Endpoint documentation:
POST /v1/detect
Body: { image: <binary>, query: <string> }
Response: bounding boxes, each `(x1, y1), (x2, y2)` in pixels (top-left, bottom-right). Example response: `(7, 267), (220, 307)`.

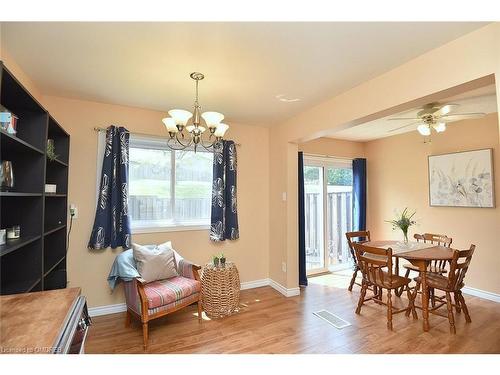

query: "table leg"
(394, 257), (403, 297)
(421, 267), (430, 332)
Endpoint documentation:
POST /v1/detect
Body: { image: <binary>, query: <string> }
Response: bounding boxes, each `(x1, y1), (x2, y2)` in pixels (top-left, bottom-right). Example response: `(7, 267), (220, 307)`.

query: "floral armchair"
(123, 250), (202, 349)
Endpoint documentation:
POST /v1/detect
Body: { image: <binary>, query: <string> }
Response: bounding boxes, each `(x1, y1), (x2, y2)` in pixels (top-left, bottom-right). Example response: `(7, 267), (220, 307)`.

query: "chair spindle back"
(447, 245), (475, 291)
(415, 233), (453, 271)
(353, 243), (394, 288)
(346, 231), (371, 265)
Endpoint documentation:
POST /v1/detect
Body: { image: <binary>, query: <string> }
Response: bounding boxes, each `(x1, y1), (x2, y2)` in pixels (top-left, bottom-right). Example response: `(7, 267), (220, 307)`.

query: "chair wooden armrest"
(135, 278), (149, 323)
(190, 264), (201, 281)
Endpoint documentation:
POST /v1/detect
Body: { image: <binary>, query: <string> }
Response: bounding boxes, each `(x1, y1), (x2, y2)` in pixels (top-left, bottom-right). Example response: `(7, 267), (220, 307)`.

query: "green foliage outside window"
(304, 166), (352, 186)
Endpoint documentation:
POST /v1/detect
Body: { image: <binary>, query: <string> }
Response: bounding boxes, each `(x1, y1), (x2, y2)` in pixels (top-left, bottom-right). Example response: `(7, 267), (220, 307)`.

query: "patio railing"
(305, 191), (353, 270)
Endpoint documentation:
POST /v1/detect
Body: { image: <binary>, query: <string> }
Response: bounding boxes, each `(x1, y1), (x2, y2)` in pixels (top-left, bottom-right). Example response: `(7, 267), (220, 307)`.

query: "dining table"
(363, 240), (455, 332)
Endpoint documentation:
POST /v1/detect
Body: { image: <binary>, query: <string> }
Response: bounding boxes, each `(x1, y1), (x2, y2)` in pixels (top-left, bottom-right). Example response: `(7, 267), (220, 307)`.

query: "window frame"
(303, 154), (354, 275)
(128, 134), (212, 234)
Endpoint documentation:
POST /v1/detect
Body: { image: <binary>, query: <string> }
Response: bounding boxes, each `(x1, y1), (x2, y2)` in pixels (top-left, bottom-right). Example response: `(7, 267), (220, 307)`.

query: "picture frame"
(428, 148), (495, 208)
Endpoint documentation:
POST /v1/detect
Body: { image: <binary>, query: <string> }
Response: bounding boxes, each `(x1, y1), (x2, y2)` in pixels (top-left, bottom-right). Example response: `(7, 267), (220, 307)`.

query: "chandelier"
(162, 72), (229, 152)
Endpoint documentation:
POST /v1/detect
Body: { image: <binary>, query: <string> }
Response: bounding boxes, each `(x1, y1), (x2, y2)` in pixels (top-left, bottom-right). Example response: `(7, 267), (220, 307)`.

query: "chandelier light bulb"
(186, 125), (206, 134)
(214, 123), (229, 138)
(168, 109), (193, 126)
(202, 111), (225, 129)
(433, 122), (446, 133)
(417, 124), (431, 136)
(162, 117), (178, 133)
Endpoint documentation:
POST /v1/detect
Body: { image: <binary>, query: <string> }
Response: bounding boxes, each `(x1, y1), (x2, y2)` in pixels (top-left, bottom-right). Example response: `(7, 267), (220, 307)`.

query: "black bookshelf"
(0, 61), (70, 295)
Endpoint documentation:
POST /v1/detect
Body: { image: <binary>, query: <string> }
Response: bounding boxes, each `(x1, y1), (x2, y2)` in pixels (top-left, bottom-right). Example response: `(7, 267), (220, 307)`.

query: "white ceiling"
(329, 85), (498, 141)
(1, 22), (487, 125)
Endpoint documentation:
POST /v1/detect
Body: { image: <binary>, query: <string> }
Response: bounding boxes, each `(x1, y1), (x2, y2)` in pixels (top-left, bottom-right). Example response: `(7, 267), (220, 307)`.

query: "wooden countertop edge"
(0, 288), (81, 353)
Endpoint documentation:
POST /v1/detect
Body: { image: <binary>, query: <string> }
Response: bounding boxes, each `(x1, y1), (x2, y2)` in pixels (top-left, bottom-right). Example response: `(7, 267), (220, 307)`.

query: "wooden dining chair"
(345, 231), (371, 292)
(396, 233), (453, 298)
(403, 233), (453, 278)
(410, 245), (475, 334)
(353, 243), (417, 330)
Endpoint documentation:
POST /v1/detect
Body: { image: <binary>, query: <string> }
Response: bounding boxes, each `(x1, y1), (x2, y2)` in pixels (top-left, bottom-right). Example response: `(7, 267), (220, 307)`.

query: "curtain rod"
(93, 127), (241, 146)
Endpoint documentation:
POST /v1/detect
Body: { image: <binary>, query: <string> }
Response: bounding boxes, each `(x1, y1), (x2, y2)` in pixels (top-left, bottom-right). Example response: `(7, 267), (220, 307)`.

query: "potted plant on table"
(219, 253), (226, 267)
(386, 207), (417, 244)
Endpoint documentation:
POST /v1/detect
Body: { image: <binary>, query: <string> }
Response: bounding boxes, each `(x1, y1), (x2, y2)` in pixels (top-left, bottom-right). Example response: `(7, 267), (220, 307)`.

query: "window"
(128, 135), (213, 232)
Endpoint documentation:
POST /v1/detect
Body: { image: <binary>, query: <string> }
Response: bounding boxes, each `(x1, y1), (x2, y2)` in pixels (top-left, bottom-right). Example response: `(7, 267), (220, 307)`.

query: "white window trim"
(132, 224), (210, 234)
(127, 133), (210, 234)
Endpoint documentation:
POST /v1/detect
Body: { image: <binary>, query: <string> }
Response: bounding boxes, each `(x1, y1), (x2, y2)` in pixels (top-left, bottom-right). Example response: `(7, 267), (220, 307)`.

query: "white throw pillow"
(132, 241), (179, 283)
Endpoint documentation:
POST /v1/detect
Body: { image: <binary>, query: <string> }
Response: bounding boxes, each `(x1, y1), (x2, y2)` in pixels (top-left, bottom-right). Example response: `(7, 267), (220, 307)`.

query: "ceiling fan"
(387, 102), (486, 136)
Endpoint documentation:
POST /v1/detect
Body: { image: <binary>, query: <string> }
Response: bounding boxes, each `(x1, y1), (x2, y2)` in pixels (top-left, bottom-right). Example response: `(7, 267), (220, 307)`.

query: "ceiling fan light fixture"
(417, 124), (431, 136)
(433, 122), (446, 133)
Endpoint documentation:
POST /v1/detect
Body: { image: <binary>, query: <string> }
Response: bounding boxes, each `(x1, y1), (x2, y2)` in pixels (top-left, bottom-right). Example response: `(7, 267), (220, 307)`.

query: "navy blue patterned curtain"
(352, 158), (367, 231)
(210, 140), (239, 241)
(88, 126), (131, 250)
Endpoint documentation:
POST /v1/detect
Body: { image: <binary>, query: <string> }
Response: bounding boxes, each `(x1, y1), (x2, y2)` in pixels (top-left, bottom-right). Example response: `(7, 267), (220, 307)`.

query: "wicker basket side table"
(201, 262), (240, 319)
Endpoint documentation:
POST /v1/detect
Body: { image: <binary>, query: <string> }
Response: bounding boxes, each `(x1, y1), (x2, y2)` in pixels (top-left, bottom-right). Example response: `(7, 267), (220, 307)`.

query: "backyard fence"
(129, 195), (211, 222)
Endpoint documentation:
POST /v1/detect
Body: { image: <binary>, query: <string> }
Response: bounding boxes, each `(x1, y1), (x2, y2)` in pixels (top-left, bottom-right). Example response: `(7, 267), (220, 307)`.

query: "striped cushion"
(143, 276), (201, 309)
(148, 293), (200, 316)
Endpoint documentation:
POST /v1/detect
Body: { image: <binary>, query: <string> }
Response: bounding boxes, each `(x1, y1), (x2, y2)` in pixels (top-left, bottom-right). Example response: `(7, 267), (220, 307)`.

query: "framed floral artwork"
(428, 148), (495, 208)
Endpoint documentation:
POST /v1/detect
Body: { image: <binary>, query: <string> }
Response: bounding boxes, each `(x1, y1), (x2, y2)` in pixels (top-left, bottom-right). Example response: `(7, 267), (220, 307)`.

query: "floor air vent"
(313, 309), (351, 329)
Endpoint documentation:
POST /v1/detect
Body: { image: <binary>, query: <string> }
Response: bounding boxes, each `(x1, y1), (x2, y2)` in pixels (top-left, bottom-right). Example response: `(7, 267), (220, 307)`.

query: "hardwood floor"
(86, 272), (500, 354)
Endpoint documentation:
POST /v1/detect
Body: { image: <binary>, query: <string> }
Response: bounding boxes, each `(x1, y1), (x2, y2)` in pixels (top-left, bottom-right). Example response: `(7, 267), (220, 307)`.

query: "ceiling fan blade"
(431, 103), (459, 117)
(388, 121), (421, 132)
(439, 112), (486, 122)
(387, 117), (420, 121)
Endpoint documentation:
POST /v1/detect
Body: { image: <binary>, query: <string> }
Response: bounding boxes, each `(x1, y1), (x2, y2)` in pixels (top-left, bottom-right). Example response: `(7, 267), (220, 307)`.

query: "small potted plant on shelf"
(47, 139), (59, 162)
(212, 255), (220, 267)
(219, 253), (226, 267)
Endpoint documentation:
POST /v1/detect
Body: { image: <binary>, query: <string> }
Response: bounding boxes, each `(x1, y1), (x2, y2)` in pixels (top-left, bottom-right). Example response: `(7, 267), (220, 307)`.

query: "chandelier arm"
(198, 136), (216, 150)
(166, 137), (185, 151)
(166, 134), (192, 150)
(174, 132), (192, 148)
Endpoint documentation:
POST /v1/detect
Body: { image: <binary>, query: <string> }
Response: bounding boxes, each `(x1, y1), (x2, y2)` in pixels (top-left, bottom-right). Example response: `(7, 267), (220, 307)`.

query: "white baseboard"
(88, 278), (299, 317)
(462, 286), (500, 303)
(89, 302), (127, 317)
(240, 278), (270, 290)
(268, 279), (301, 297)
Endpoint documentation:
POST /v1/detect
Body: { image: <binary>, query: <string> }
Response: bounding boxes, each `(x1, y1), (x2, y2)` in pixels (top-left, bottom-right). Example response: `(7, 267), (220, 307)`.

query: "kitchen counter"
(0, 288), (81, 354)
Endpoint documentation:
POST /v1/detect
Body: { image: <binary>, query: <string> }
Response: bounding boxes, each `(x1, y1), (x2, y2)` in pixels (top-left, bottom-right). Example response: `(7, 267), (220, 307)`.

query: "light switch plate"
(282, 262), (287, 273)
(282, 192), (287, 201)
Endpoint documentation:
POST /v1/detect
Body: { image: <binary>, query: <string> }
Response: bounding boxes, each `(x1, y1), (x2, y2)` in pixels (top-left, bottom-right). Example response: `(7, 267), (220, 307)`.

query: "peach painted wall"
(41, 95), (270, 308)
(365, 114), (500, 294)
(299, 137), (365, 158)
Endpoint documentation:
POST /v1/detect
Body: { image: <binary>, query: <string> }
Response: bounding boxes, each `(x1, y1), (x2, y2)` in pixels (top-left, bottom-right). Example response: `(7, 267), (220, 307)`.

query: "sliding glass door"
(304, 156), (353, 275)
(304, 165), (325, 272)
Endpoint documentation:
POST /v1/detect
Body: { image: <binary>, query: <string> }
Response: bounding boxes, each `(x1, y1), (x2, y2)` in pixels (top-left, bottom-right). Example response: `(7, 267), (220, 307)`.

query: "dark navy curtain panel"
(352, 158), (367, 232)
(298, 152), (308, 287)
(88, 126), (131, 250)
(210, 140), (239, 241)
